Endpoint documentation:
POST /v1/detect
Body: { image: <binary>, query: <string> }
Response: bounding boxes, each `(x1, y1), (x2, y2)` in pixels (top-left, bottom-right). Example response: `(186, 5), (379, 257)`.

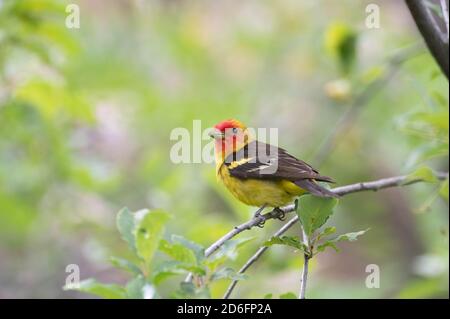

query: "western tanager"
(209, 119), (337, 220)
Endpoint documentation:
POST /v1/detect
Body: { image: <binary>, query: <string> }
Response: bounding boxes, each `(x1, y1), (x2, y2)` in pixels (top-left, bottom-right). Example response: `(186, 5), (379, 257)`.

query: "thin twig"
(220, 171), (448, 297)
(223, 216), (299, 299)
(184, 208), (293, 282)
(299, 255), (310, 299)
(298, 227), (311, 299)
(331, 171), (448, 195)
(298, 228), (310, 299)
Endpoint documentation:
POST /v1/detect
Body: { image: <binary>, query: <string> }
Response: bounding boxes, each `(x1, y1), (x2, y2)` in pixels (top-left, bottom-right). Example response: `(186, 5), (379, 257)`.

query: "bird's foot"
(253, 204), (267, 218)
(256, 219), (266, 228)
(253, 205), (267, 228)
(274, 207), (286, 221)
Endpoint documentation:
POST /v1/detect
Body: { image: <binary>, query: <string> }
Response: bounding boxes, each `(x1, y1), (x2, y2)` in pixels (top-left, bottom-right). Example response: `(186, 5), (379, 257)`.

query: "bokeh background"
(0, 0), (448, 298)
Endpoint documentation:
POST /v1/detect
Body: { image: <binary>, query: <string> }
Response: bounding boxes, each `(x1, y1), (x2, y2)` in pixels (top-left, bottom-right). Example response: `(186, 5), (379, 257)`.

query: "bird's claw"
(253, 204), (267, 218)
(252, 205), (267, 228)
(274, 208), (286, 221)
(256, 219), (266, 228)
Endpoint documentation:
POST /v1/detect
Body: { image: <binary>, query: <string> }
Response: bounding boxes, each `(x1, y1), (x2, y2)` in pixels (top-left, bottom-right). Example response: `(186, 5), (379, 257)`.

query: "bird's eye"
(232, 127), (238, 134)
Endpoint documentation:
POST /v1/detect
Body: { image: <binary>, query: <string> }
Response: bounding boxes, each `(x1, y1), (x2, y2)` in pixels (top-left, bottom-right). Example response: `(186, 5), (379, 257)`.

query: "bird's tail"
(295, 179), (339, 198)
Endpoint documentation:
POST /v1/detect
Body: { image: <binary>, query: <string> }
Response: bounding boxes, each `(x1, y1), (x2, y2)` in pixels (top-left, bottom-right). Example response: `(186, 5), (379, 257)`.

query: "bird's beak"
(208, 128), (224, 139)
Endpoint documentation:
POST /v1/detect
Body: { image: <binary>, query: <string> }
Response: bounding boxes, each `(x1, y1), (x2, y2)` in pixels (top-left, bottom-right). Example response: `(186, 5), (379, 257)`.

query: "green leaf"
(405, 144), (449, 169)
(396, 109), (449, 143)
(174, 282), (211, 299)
(109, 256), (142, 275)
(279, 292), (297, 299)
(65, 279), (126, 299)
(210, 267), (248, 282)
(317, 229), (369, 253)
(126, 275), (156, 299)
(409, 111), (449, 130)
(404, 166), (438, 184)
(333, 229), (370, 242)
(152, 260), (206, 285)
(264, 293), (273, 299)
(135, 209), (171, 266)
(317, 241), (339, 253)
(153, 271), (182, 286)
(171, 235), (205, 263)
(152, 261), (191, 285)
(264, 236), (308, 253)
(205, 255), (228, 272)
(316, 226), (336, 242)
(159, 239), (197, 265)
(116, 207), (136, 253)
(297, 195), (339, 236)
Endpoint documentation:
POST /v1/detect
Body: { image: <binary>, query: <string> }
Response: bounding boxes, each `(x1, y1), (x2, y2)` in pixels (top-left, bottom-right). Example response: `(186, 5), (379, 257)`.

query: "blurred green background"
(0, 0), (448, 298)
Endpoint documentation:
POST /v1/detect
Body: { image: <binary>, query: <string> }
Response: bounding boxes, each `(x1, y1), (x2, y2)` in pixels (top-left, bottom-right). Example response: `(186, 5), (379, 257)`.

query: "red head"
(213, 119), (246, 133)
(209, 119), (250, 162)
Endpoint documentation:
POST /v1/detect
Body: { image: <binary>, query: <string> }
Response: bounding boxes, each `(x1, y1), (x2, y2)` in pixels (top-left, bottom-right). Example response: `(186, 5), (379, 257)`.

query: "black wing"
(224, 141), (337, 197)
(224, 141), (333, 182)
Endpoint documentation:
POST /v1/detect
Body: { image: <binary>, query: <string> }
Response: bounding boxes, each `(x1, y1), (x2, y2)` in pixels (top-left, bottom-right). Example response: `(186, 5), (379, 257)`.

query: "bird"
(209, 119), (338, 222)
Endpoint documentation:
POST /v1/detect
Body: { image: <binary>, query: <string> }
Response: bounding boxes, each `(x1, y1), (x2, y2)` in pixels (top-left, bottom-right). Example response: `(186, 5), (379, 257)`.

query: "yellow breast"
(217, 164), (305, 208)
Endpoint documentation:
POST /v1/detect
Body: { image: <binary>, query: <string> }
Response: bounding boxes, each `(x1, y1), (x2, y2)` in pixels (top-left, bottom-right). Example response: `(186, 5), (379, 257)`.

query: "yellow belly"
(218, 165), (306, 207)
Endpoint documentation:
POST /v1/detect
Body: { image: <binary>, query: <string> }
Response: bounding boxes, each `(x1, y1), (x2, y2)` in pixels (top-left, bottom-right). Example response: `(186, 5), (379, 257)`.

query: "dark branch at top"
(405, 0), (449, 79)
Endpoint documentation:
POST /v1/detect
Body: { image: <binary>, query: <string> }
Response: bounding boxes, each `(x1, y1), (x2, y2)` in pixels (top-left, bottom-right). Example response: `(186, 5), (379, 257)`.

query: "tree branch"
(219, 171), (448, 297)
(441, 0), (450, 38)
(405, 0), (449, 79)
(185, 172), (448, 284)
(223, 216), (299, 298)
(184, 208), (292, 283)
(298, 228), (310, 299)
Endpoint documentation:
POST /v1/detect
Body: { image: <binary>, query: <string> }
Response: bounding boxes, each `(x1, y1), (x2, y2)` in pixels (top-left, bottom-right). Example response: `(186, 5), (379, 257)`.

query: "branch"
(220, 171), (448, 297)
(185, 172), (448, 283)
(441, 0), (450, 39)
(223, 216), (299, 299)
(299, 255), (310, 299)
(298, 228), (310, 299)
(184, 208), (291, 283)
(331, 171), (448, 195)
(405, 0), (449, 79)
